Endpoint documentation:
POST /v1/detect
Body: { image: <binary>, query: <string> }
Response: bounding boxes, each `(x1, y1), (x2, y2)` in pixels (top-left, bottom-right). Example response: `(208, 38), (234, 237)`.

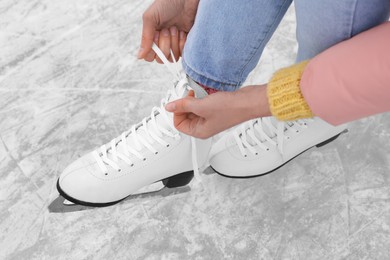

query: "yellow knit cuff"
(267, 61), (314, 121)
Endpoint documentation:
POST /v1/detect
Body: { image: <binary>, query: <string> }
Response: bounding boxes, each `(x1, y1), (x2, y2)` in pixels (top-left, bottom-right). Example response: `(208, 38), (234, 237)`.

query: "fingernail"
(170, 27), (177, 36)
(162, 29), (169, 37)
(180, 31), (185, 39)
(165, 102), (176, 111)
(137, 48), (144, 59)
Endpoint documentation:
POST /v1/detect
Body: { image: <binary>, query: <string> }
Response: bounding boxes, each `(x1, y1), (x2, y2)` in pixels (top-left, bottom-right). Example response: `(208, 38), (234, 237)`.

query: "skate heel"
(162, 171), (194, 188)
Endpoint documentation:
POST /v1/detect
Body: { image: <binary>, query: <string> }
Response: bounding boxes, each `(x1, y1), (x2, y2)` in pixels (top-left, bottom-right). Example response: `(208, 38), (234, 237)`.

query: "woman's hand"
(165, 85), (271, 139)
(138, 0), (200, 63)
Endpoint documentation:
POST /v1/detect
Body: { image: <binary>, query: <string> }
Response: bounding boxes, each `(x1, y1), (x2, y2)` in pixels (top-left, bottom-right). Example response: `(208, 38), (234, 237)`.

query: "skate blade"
(63, 199), (75, 205)
(132, 181), (165, 195)
(62, 181), (166, 205)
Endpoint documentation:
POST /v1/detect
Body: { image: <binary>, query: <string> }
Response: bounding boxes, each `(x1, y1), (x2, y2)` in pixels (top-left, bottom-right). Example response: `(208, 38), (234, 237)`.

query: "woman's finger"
(187, 113), (199, 120)
(139, 8), (157, 59)
(165, 91), (196, 113)
(145, 31), (159, 62)
(170, 26), (180, 62)
(173, 112), (195, 136)
(156, 28), (171, 64)
(179, 31), (187, 57)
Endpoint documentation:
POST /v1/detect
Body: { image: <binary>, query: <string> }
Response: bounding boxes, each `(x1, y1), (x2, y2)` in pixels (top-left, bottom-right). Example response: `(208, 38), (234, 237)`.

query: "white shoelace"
(93, 44), (201, 180)
(234, 117), (315, 157)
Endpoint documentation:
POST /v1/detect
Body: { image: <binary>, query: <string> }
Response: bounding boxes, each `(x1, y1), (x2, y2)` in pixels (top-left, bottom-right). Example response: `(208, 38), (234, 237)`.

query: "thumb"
(165, 96), (197, 113)
(139, 12), (157, 59)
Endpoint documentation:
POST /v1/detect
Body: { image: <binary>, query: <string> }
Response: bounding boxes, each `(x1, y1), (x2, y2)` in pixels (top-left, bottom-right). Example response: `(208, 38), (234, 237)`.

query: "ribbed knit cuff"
(267, 61), (314, 121)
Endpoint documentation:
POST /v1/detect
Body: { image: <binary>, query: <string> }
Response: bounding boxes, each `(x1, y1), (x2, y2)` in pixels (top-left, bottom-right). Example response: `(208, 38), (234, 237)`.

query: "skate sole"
(212, 131), (345, 179)
(56, 170), (194, 207)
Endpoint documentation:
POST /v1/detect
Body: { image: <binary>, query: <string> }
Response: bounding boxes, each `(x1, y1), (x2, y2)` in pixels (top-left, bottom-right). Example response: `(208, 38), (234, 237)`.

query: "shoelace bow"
(94, 44), (201, 180)
(234, 117), (315, 157)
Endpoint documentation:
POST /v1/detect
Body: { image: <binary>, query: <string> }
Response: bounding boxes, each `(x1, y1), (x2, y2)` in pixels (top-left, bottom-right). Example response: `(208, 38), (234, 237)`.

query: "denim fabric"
(295, 0), (390, 61)
(182, 0), (390, 91)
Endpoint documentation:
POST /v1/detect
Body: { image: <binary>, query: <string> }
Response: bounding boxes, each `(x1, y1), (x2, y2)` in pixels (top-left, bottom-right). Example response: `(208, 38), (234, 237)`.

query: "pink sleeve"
(300, 22), (390, 126)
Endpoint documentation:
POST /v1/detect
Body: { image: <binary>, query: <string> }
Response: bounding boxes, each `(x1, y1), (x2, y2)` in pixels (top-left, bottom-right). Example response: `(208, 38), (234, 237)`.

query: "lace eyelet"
(296, 130), (299, 133)
(155, 152), (158, 155)
(166, 144), (170, 148)
(131, 164), (134, 167)
(255, 153), (258, 156)
(143, 158), (147, 161)
(244, 155), (247, 157)
(118, 169), (121, 172)
(266, 148), (270, 151)
(105, 173), (108, 176)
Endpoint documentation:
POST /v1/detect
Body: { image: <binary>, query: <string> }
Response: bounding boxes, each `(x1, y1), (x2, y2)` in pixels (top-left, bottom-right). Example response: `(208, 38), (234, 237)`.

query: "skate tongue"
(114, 77), (206, 158)
(262, 117), (280, 137)
(155, 77), (208, 130)
(187, 77), (208, 99)
(165, 77), (207, 104)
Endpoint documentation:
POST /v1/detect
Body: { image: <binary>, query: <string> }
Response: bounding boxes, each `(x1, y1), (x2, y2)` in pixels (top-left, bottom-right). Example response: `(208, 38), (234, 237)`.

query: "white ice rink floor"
(1, 1), (390, 259)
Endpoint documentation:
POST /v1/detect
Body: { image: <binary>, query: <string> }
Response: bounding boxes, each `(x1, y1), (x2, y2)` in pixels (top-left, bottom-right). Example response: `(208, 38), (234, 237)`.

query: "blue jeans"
(182, 0), (390, 91)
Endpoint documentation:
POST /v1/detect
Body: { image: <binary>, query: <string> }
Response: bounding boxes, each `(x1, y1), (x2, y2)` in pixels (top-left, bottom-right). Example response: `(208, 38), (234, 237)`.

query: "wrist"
(235, 85), (271, 121)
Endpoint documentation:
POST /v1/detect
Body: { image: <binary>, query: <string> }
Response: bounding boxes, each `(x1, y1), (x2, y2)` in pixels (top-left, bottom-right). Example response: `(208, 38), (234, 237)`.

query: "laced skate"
(210, 116), (347, 178)
(57, 44), (211, 207)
